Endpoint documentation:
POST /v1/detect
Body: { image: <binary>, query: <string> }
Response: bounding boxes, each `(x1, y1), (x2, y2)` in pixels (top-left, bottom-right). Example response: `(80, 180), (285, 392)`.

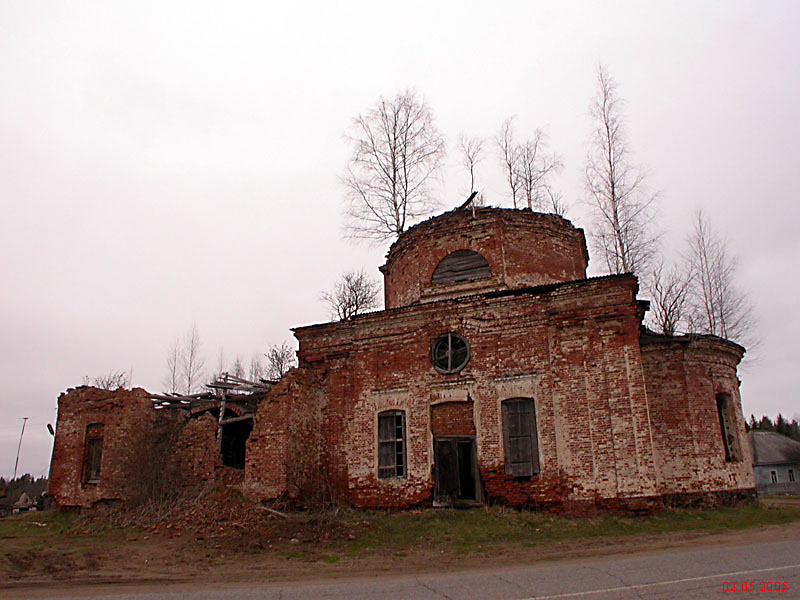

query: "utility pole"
(13, 417), (29, 480)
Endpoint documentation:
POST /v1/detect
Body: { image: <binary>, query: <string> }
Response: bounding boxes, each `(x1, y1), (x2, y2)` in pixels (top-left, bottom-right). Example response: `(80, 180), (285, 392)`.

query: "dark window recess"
(431, 249), (491, 284)
(83, 424), (104, 483)
(431, 333), (470, 374)
(789, 469), (795, 483)
(220, 419), (253, 469)
(716, 393), (740, 462)
(502, 398), (540, 478)
(378, 411), (405, 478)
(770, 470), (778, 484)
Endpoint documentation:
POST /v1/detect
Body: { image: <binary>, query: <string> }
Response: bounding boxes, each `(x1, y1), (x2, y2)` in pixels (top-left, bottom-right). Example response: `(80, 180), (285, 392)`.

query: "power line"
(13, 417), (29, 480)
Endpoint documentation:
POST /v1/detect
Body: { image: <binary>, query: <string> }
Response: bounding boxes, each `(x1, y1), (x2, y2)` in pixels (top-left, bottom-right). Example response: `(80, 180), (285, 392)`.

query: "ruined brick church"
(49, 207), (756, 512)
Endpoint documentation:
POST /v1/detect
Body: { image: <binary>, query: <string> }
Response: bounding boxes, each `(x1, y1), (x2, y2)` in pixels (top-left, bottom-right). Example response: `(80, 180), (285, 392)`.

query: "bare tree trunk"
(585, 65), (658, 278)
(182, 324), (205, 394)
(343, 90), (445, 241)
(457, 134), (485, 194)
(687, 211), (755, 345)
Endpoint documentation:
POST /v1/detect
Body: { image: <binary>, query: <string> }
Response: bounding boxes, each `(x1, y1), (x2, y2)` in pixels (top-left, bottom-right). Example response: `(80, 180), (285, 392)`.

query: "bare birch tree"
(83, 370), (130, 391)
(163, 338), (181, 394)
(343, 90), (445, 241)
(162, 325), (206, 394)
(543, 185), (568, 217)
(249, 354), (265, 382)
(497, 118), (523, 208)
(585, 65), (658, 276)
(687, 211), (754, 344)
(231, 355), (245, 379)
(181, 324), (205, 394)
(497, 118), (560, 210)
(457, 134), (485, 195)
(321, 270), (381, 321)
(516, 131), (561, 211)
(265, 341), (297, 380)
(646, 260), (692, 335)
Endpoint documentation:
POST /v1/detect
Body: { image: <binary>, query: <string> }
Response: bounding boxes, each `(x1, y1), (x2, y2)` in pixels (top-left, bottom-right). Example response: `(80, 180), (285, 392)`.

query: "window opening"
(770, 470), (778, 484)
(220, 419), (253, 469)
(431, 249), (491, 284)
(83, 424), (104, 483)
(378, 411), (405, 478)
(431, 333), (470, 374)
(502, 398), (540, 478)
(789, 469), (795, 483)
(715, 393), (740, 462)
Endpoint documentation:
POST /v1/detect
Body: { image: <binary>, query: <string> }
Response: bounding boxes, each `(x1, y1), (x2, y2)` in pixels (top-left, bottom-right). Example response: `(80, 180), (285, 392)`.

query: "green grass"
(341, 503), (800, 555)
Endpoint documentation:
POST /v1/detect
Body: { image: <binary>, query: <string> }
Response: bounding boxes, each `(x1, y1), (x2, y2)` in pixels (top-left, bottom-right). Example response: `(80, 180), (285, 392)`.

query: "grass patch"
(320, 556), (340, 563)
(340, 503), (800, 556)
(2, 502), (798, 584)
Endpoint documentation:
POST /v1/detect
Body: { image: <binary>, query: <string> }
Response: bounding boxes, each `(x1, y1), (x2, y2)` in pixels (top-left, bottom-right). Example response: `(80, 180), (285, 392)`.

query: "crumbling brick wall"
(49, 386), (253, 510)
(172, 412), (218, 484)
(244, 368), (328, 505)
(49, 387), (176, 509)
(642, 334), (755, 497)
(380, 208), (589, 309)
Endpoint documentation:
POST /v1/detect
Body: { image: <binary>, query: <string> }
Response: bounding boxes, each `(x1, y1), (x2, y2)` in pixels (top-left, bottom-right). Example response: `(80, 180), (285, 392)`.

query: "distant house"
(748, 431), (800, 495)
(12, 491), (34, 514)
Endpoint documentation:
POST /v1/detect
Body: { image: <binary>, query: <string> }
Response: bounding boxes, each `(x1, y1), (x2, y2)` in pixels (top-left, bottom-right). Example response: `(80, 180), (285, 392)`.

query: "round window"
(431, 333), (470, 374)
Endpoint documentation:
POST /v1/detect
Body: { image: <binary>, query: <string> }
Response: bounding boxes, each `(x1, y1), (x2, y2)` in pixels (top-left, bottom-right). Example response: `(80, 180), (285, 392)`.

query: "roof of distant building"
(748, 431), (800, 465)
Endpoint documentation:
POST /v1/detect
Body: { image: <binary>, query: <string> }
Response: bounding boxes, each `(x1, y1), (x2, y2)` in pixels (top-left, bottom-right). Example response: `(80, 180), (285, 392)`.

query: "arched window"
(501, 399), (539, 478)
(378, 410), (406, 478)
(431, 250), (491, 284)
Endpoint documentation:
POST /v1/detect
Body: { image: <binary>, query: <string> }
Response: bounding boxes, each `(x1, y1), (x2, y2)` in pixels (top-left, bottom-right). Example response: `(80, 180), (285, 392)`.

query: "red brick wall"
(49, 387), (254, 509)
(173, 412), (218, 484)
(48, 387), (168, 508)
(642, 335), (754, 496)
(380, 208), (589, 309)
(244, 368), (331, 503)
(285, 274), (661, 509)
(431, 401), (475, 436)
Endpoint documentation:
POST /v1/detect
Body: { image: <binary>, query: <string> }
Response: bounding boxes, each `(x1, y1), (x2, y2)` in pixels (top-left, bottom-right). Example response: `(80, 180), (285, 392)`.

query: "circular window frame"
(431, 333), (470, 374)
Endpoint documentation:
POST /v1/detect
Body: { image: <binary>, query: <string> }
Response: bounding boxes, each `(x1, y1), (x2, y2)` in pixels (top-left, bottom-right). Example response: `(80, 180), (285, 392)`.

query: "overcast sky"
(2, 2), (798, 478)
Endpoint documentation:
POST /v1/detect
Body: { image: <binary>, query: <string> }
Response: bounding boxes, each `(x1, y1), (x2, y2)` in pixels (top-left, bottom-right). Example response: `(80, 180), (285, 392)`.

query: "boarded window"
(378, 411), (405, 478)
(716, 393), (740, 462)
(83, 424), (104, 483)
(502, 399), (539, 478)
(431, 250), (491, 284)
(431, 333), (470, 374)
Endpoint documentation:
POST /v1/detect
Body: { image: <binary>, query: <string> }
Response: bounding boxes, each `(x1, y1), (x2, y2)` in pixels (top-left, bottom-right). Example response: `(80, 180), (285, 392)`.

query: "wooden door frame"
(433, 435), (482, 506)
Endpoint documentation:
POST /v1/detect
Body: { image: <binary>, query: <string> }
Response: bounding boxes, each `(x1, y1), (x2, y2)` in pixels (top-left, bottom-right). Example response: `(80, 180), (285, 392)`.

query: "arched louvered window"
(431, 250), (491, 284)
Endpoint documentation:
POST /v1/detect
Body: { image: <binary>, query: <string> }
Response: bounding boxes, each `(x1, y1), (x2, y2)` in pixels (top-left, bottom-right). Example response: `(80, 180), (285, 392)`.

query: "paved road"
(29, 539), (800, 599)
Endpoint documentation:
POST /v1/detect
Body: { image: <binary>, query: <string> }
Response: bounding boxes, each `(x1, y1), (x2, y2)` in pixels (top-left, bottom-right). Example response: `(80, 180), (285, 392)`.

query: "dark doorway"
(434, 437), (479, 506)
(220, 419), (253, 469)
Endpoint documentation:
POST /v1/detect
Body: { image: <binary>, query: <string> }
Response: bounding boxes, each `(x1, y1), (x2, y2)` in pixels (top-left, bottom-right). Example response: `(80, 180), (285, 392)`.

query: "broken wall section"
(49, 386), (259, 511)
(49, 387), (180, 510)
(244, 368), (329, 505)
